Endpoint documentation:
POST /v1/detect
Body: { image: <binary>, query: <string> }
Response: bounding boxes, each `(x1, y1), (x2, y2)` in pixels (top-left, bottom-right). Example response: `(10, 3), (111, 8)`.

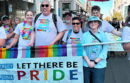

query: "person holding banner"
(62, 17), (83, 44)
(6, 10), (34, 48)
(28, 0), (65, 46)
(81, 16), (108, 83)
(84, 6), (122, 37)
(122, 17), (130, 59)
(0, 27), (6, 48)
(1, 15), (14, 47)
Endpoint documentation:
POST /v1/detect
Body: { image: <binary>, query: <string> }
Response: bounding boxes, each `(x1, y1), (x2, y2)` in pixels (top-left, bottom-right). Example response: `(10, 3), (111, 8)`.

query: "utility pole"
(4, 0), (9, 16)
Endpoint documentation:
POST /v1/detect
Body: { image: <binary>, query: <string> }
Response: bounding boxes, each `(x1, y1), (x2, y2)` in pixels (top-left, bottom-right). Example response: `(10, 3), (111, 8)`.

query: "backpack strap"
(34, 13), (42, 31)
(66, 29), (72, 43)
(52, 14), (58, 31)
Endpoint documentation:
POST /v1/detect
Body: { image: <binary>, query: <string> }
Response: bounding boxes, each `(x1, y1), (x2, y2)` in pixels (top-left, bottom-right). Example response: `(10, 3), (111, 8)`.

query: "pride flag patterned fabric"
(0, 44), (83, 59)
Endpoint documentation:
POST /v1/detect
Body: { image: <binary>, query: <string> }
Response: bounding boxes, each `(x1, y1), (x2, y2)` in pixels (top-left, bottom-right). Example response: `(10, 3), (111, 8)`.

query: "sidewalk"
(105, 52), (130, 83)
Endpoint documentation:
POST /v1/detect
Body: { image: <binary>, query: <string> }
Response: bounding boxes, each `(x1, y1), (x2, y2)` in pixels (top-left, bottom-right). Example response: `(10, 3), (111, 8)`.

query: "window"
(62, 3), (71, 11)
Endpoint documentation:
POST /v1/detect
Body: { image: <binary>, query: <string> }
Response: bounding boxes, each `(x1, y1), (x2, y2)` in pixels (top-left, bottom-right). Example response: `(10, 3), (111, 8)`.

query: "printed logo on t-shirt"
(65, 29), (71, 32)
(91, 37), (98, 60)
(22, 28), (31, 40)
(70, 37), (81, 44)
(38, 19), (51, 32)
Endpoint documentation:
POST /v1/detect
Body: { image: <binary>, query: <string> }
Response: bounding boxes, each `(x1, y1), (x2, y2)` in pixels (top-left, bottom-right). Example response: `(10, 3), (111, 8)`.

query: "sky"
(91, 0), (113, 19)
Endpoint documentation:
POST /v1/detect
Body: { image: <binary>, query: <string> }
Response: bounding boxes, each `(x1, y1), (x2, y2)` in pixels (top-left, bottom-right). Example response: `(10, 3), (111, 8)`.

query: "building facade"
(112, 0), (130, 21)
(85, 0), (92, 17)
(58, 0), (86, 19)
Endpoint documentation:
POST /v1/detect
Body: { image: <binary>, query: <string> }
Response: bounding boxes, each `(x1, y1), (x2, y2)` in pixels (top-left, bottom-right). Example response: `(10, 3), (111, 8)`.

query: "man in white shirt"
(28, 0), (65, 46)
(84, 5), (122, 37)
(0, 27), (6, 48)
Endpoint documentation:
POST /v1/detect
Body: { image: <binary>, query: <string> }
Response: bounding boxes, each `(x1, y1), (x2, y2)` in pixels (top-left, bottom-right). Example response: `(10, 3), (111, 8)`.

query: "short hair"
(25, 10), (34, 16)
(72, 17), (81, 23)
(14, 17), (21, 22)
(91, 5), (101, 12)
(125, 17), (130, 27)
(41, 0), (51, 5)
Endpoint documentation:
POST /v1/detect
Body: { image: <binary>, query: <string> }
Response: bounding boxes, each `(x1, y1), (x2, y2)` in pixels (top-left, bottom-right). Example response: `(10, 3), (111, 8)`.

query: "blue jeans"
(83, 66), (106, 83)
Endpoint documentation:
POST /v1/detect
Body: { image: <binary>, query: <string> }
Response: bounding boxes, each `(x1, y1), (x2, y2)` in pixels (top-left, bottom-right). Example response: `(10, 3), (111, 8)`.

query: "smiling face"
(41, 0), (51, 16)
(72, 20), (81, 32)
(92, 10), (100, 18)
(65, 15), (72, 23)
(2, 17), (10, 25)
(89, 20), (99, 30)
(25, 11), (33, 23)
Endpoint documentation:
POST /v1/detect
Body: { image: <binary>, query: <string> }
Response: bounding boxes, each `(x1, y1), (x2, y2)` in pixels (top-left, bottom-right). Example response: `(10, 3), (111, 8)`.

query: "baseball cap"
(64, 12), (72, 17)
(1, 15), (9, 21)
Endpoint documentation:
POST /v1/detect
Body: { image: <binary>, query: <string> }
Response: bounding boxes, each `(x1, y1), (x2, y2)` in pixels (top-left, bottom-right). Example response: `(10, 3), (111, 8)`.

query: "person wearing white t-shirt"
(0, 27), (6, 48)
(62, 17), (83, 44)
(1, 15), (14, 46)
(6, 10), (34, 49)
(28, 0), (65, 46)
(84, 6), (122, 37)
(64, 12), (73, 32)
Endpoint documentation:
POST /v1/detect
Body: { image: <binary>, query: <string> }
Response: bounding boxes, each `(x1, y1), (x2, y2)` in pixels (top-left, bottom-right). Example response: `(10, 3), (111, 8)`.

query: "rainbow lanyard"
(3, 21), (13, 32)
(21, 21), (32, 40)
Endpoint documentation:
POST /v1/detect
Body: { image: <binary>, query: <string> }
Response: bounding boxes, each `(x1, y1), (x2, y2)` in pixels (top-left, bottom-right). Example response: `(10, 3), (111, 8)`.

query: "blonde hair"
(14, 17), (21, 23)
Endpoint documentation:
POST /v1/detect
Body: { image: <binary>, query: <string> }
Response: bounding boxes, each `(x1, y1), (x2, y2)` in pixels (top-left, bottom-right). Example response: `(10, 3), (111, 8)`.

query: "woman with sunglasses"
(1, 15), (14, 47)
(62, 17), (83, 44)
(6, 10), (34, 48)
(81, 16), (108, 83)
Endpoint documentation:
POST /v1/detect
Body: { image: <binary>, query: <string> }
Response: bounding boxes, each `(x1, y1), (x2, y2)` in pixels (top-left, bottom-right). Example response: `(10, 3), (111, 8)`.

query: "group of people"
(0, 0), (130, 83)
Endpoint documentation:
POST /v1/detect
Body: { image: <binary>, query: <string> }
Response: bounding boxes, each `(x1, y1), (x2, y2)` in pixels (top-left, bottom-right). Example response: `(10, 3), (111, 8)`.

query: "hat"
(113, 17), (117, 20)
(86, 16), (102, 28)
(1, 15), (9, 21)
(64, 12), (72, 17)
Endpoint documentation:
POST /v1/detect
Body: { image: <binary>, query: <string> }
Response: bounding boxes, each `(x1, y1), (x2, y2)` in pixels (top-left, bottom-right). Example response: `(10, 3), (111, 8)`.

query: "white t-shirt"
(100, 21), (114, 33)
(0, 27), (7, 48)
(33, 13), (66, 46)
(122, 26), (130, 41)
(62, 29), (83, 44)
(1, 26), (14, 46)
(14, 23), (33, 47)
(64, 23), (72, 30)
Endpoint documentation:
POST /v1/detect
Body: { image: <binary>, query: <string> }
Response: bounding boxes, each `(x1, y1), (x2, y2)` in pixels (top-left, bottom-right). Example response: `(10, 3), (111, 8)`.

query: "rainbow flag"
(0, 44), (82, 59)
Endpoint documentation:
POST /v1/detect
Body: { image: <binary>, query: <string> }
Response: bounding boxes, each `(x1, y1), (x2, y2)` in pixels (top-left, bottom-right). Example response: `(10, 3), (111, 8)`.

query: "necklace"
(3, 21), (13, 32)
(21, 21), (32, 40)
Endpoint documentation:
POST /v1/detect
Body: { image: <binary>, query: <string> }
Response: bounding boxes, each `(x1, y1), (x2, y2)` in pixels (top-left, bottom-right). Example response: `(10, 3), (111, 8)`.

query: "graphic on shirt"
(65, 29), (71, 32)
(70, 37), (81, 44)
(91, 37), (98, 60)
(21, 21), (32, 40)
(38, 19), (51, 32)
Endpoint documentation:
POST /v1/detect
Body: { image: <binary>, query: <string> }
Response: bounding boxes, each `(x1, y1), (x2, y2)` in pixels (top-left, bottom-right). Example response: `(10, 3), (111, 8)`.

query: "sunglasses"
(72, 23), (80, 25)
(41, 4), (49, 7)
(3, 18), (9, 21)
(89, 21), (98, 23)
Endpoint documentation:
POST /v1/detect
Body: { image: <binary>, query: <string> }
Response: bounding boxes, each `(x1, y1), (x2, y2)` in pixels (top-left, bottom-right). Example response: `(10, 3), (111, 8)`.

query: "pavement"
(105, 51), (130, 83)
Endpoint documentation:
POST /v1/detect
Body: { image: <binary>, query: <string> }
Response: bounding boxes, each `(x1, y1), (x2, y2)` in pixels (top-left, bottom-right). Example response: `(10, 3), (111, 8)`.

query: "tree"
(104, 16), (111, 21)
(111, 11), (123, 21)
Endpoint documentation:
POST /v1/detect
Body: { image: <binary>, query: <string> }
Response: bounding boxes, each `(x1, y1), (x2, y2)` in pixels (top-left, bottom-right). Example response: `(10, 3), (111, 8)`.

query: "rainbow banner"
(0, 44), (83, 83)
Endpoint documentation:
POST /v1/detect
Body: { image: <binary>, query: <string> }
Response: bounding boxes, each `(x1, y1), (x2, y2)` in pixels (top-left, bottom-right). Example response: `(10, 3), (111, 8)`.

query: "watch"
(94, 61), (98, 65)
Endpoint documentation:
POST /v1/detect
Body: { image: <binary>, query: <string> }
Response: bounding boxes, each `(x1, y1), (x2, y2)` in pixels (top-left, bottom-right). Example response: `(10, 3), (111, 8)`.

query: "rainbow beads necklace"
(21, 21), (32, 40)
(3, 21), (13, 32)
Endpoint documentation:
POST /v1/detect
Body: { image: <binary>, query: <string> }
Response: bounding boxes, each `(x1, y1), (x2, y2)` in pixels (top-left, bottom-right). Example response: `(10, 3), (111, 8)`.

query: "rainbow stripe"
(0, 44), (82, 59)
(37, 29), (50, 32)
(70, 37), (80, 40)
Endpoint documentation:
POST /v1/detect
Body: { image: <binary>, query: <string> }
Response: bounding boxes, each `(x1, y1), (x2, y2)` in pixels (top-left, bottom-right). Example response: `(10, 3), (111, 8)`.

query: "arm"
(27, 30), (35, 47)
(62, 41), (66, 44)
(50, 31), (65, 45)
(7, 31), (14, 39)
(6, 34), (19, 49)
(111, 29), (122, 37)
(0, 39), (6, 47)
(123, 43), (130, 52)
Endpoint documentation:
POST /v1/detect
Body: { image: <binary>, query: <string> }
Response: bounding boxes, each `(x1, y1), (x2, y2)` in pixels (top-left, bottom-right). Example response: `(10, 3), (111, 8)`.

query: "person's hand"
(27, 43), (33, 47)
(88, 61), (96, 68)
(49, 41), (55, 46)
(6, 45), (12, 49)
(9, 29), (13, 33)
